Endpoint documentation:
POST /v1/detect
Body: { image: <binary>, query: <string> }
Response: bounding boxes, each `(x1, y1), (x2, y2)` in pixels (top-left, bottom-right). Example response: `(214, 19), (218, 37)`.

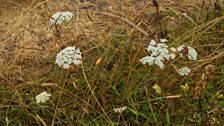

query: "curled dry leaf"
(193, 64), (216, 99)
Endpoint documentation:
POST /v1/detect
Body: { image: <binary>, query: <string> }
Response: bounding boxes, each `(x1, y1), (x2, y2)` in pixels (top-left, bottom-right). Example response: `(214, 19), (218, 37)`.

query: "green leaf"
(166, 109), (171, 126)
(139, 112), (148, 119)
(166, 8), (182, 17)
(128, 108), (138, 116)
(93, 120), (99, 126)
(110, 85), (120, 95)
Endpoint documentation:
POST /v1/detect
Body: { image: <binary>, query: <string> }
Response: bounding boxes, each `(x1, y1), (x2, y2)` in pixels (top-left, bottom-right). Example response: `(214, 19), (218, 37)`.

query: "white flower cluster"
(140, 39), (198, 76)
(49, 11), (73, 26)
(55, 46), (82, 69)
(177, 45), (197, 60)
(113, 106), (128, 113)
(178, 66), (191, 76)
(36, 91), (51, 104)
(140, 39), (176, 69)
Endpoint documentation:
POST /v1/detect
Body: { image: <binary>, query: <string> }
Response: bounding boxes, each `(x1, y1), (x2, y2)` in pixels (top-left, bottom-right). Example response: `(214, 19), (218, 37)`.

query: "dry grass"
(0, 0), (224, 125)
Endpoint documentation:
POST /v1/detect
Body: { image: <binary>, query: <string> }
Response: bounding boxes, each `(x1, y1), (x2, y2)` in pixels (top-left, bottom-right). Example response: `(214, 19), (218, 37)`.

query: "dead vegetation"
(0, 0), (224, 125)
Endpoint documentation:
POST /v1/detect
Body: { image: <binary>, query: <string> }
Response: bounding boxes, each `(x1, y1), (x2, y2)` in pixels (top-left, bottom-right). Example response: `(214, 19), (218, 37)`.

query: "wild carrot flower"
(55, 46), (82, 69)
(140, 39), (176, 69)
(177, 45), (197, 60)
(139, 56), (155, 65)
(36, 91), (51, 103)
(49, 11), (73, 26)
(188, 47), (197, 60)
(178, 66), (191, 76)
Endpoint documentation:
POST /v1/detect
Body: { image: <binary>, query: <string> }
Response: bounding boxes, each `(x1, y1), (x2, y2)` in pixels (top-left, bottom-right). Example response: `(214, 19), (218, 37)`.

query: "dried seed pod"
(205, 64), (216, 80)
(201, 80), (208, 90)
(193, 65), (216, 99)
(201, 73), (208, 81)
(205, 64), (215, 74)
(193, 79), (208, 99)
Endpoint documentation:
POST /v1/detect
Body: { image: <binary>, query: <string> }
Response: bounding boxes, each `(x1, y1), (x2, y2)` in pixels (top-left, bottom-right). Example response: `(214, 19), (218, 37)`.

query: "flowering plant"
(140, 39), (198, 76)
(36, 91), (51, 104)
(140, 39), (176, 69)
(55, 46), (82, 69)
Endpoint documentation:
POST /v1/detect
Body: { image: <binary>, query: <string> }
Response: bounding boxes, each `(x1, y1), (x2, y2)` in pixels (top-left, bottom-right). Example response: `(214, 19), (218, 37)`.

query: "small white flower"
(55, 46), (82, 69)
(170, 47), (177, 52)
(160, 53), (170, 60)
(188, 47), (197, 60)
(160, 39), (168, 43)
(147, 45), (157, 53)
(36, 91), (51, 103)
(178, 66), (191, 76)
(72, 48), (82, 65)
(169, 53), (176, 59)
(113, 106), (127, 113)
(151, 49), (159, 56)
(154, 56), (165, 69)
(139, 56), (155, 65)
(140, 39), (177, 69)
(159, 48), (169, 55)
(157, 43), (168, 48)
(150, 40), (157, 45)
(177, 45), (185, 52)
(49, 11), (73, 26)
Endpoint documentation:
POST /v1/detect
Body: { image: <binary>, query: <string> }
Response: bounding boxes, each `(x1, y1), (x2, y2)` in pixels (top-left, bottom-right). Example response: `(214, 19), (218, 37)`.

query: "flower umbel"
(55, 46), (82, 69)
(49, 11), (73, 26)
(140, 39), (176, 69)
(178, 66), (191, 76)
(36, 91), (51, 103)
(177, 45), (197, 60)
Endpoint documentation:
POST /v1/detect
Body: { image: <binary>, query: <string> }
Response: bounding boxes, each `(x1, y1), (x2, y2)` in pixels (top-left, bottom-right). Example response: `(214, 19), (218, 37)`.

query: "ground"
(0, 0), (224, 125)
